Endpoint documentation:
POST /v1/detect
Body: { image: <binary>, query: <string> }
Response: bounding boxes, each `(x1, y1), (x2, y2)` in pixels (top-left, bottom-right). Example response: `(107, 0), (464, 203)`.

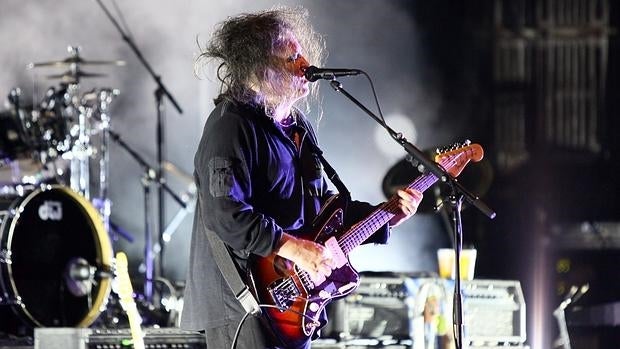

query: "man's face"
(275, 34), (311, 101)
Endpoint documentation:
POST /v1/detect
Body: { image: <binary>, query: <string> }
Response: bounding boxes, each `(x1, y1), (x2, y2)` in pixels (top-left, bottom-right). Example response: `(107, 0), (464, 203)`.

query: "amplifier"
(323, 273), (526, 348)
(34, 327), (206, 349)
(445, 279), (527, 346)
(323, 272), (445, 346)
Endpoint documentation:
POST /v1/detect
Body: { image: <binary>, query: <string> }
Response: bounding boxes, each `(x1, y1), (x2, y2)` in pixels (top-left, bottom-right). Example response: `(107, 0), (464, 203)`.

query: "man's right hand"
(275, 232), (335, 282)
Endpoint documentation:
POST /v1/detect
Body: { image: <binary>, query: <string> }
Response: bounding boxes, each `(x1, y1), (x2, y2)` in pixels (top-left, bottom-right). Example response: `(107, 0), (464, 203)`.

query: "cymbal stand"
(107, 130), (187, 303)
(90, 89), (119, 234)
(62, 90), (92, 201)
(73, 106), (91, 199)
(95, 0), (184, 288)
(155, 87), (166, 287)
(161, 181), (196, 244)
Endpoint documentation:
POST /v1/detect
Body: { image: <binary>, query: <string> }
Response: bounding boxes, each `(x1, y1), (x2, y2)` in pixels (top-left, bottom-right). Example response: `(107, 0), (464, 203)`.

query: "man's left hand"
(388, 188), (423, 228)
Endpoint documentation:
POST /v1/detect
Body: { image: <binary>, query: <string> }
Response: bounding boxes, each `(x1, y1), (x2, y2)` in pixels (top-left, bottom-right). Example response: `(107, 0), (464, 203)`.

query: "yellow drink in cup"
(437, 248), (455, 279)
(436, 248), (477, 280)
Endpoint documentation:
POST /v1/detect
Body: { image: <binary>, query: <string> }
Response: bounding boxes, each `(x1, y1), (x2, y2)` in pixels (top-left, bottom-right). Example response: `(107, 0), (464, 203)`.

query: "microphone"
(303, 66), (361, 82)
(64, 258), (114, 297)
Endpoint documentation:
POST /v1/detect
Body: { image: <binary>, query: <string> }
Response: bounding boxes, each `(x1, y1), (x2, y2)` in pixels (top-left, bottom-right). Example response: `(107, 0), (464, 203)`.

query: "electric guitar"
(114, 252), (145, 349)
(247, 142), (484, 346)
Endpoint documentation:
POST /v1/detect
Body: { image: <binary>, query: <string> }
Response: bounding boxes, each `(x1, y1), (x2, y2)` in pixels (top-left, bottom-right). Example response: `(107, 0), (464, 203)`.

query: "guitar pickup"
(268, 277), (300, 310)
(325, 237), (347, 268)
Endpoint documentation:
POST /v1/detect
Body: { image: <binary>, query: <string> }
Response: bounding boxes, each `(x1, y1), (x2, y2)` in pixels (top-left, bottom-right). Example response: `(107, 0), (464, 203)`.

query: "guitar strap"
(305, 140), (351, 202)
(293, 112), (351, 202)
(205, 228), (262, 316)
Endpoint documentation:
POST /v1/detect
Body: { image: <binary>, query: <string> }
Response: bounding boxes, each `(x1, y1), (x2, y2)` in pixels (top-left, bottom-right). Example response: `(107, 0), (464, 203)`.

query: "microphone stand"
(108, 130), (187, 304)
(94, 0), (184, 291)
(449, 193), (466, 348)
(327, 78), (496, 349)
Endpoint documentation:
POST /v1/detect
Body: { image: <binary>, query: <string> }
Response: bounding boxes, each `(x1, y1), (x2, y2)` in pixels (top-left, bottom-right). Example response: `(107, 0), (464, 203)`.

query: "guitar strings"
(336, 154), (459, 253)
(269, 154), (461, 307)
(248, 151), (470, 349)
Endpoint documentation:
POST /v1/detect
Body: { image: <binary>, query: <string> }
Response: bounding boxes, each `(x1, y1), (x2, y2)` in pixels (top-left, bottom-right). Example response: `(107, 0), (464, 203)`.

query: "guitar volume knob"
(309, 302), (319, 312)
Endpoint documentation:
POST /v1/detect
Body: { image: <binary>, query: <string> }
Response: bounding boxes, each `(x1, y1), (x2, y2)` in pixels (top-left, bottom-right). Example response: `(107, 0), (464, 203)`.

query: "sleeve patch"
(208, 157), (235, 198)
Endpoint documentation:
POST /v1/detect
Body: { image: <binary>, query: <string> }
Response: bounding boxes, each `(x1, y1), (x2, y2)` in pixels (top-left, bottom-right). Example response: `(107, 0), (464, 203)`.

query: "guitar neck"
(338, 167), (441, 255)
(115, 252), (145, 349)
(126, 304), (145, 349)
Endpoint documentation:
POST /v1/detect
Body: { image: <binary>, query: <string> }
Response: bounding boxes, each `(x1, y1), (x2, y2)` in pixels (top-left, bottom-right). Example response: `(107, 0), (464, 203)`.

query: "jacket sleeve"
(195, 110), (282, 257)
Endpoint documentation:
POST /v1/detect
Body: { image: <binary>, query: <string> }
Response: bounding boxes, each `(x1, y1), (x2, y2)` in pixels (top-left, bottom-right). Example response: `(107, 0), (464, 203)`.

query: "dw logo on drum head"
(38, 200), (63, 221)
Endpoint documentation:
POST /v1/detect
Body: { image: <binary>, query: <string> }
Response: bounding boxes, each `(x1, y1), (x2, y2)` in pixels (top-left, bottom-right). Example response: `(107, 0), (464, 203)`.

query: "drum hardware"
(162, 160), (194, 184)
(6, 88), (32, 148)
(161, 183), (196, 243)
(107, 220), (135, 244)
(107, 129), (189, 306)
(160, 160), (196, 243)
(0, 295), (23, 307)
(0, 248), (11, 264)
(160, 173), (197, 243)
(0, 183), (35, 197)
(153, 277), (184, 327)
(46, 70), (108, 85)
(27, 47), (126, 68)
(82, 88), (118, 232)
(28, 45), (124, 85)
(95, 1), (185, 309)
(28, 47), (123, 219)
(0, 46), (126, 333)
(4, 42), (187, 330)
(94, 90), (115, 233)
(0, 97), (36, 163)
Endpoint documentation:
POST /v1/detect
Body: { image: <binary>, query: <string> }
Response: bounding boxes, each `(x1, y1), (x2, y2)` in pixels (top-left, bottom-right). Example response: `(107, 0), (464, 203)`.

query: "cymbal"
(47, 70), (108, 84)
(28, 56), (126, 69)
(163, 161), (194, 185)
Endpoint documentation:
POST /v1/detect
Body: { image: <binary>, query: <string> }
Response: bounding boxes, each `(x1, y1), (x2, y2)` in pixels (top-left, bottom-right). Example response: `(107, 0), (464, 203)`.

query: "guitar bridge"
(268, 277), (300, 310)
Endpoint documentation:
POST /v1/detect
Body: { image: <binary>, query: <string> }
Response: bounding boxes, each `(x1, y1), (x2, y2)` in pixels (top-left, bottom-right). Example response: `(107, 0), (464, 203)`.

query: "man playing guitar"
(180, 7), (422, 349)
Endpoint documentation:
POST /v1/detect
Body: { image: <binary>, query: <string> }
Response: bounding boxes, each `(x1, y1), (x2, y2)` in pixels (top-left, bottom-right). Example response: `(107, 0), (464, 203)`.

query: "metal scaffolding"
(493, 0), (612, 172)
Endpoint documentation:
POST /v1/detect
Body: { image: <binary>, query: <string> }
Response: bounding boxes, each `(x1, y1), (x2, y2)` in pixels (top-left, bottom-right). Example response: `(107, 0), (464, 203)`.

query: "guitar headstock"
(114, 252), (133, 306)
(113, 252), (145, 349)
(435, 140), (484, 178)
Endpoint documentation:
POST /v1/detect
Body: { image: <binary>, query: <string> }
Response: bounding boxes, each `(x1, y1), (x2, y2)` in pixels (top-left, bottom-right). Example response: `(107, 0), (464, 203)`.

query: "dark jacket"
(180, 100), (389, 331)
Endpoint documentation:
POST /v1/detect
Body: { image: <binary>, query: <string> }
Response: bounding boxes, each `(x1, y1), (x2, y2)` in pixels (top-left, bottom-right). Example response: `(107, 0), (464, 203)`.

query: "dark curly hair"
(195, 7), (326, 114)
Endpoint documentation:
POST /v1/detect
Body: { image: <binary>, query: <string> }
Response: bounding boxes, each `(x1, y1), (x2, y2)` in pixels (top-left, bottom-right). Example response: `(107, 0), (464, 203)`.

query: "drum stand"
(69, 102), (92, 200)
(65, 83), (118, 235)
(91, 89), (118, 236)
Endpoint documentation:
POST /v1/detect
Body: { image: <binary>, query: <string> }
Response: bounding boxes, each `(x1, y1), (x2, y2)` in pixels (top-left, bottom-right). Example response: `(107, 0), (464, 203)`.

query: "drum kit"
(0, 46), (182, 336)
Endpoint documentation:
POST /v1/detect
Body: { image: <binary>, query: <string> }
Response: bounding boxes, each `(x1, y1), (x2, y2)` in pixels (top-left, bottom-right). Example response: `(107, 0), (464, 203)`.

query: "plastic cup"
(437, 248), (477, 280)
(437, 248), (455, 279)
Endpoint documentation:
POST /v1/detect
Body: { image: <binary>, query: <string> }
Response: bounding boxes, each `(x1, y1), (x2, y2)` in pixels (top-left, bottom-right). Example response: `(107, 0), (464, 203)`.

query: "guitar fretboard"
(337, 156), (452, 254)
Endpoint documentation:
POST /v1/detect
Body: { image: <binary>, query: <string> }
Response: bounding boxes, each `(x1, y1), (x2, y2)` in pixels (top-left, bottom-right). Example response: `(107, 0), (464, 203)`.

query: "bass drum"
(0, 185), (113, 331)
